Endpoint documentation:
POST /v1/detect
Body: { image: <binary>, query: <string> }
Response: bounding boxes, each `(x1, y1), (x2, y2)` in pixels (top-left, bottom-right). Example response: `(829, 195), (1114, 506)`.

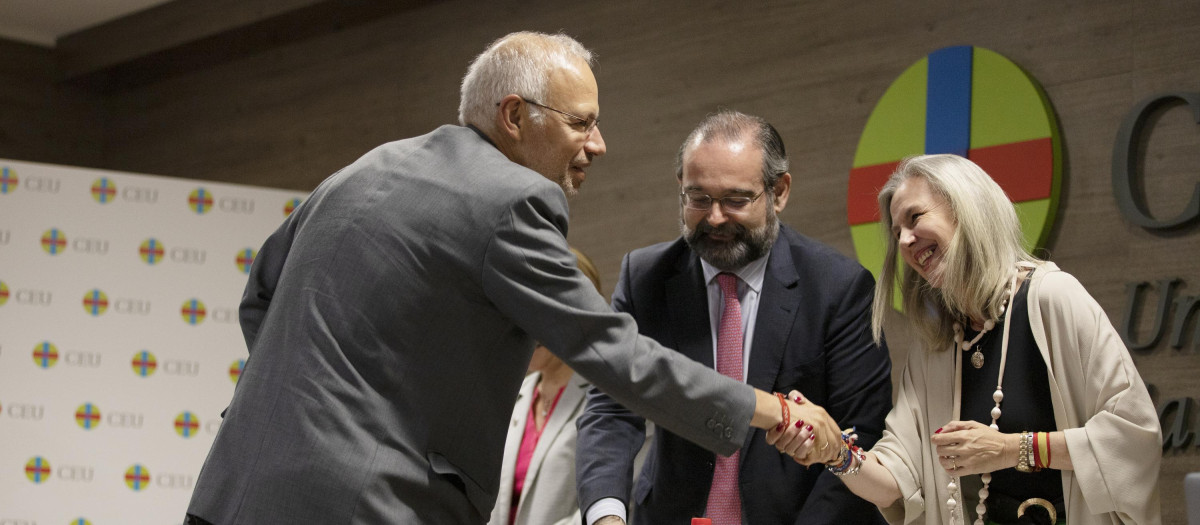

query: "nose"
(585, 124), (606, 157)
(706, 203), (729, 227)
(898, 226), (915, 247)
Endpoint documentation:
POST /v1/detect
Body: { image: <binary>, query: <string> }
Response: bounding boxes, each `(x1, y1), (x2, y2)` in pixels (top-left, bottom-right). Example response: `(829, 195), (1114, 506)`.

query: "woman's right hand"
(765, 390), (843, 465)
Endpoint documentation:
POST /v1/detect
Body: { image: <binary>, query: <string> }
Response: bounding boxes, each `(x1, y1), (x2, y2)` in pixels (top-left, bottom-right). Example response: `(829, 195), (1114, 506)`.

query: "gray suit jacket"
(187, 125), (755, 524)
(488, 372), (587, 525)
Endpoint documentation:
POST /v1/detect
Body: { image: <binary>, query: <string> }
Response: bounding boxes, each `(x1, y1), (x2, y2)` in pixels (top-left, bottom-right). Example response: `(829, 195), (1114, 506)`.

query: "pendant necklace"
(952, 284), (1010, 369)
(947, 268), (1022, 525)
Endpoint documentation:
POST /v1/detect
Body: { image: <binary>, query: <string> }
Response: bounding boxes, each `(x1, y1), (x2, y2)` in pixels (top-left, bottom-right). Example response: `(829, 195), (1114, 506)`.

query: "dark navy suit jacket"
(577, 224), (892, 524)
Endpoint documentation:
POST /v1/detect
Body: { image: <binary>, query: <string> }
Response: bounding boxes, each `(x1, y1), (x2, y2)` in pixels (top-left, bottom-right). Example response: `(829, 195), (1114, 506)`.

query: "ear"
(772, 172), (792, 213)
(495, 94), (525, 141)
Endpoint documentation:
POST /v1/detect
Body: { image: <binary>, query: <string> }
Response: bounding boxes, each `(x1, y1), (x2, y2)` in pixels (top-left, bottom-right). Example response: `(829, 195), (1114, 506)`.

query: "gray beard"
(681, 208), (779, 271)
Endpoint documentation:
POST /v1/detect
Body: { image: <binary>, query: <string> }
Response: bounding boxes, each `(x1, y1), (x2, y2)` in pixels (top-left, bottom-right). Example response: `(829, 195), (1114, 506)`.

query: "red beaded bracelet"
(775, 392), (790, 432)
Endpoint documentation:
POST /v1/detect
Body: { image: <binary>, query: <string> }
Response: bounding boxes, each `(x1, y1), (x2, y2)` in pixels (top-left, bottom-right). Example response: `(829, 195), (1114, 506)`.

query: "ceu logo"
(41, 227), (68, 255)
(82, 288), (109, 316)
(229, 358), (245, 383)
(0, 279), (8, 306)
(284, 197), (302, 216)
(25, 456), (50, 483)
(33, 341), (58, 369)
(0, 166), (17, 194)
(0, 166), (16, 194)
(236, 248), (257, 274)
(75, 402), (101, 430)
(139, 238), (165, 265)
(132, 350), (158, 377)
(188, 187), (214, 214)
(91, 177), (117, 204)
(124, 464), (150, 491)
(181, 298), (207, 325)
(175, 411), (200, 438)
(847, 46), (1062, 286)
(72, 519), (93, 525)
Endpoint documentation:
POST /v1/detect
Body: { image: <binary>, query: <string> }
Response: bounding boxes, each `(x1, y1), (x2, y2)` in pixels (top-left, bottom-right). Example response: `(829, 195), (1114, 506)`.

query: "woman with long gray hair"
(779, 154), (1160, 524)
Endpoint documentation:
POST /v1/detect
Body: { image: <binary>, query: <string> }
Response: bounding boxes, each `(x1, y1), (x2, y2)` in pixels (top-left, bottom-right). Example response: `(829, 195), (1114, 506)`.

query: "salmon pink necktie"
(705, 272), (743, 524)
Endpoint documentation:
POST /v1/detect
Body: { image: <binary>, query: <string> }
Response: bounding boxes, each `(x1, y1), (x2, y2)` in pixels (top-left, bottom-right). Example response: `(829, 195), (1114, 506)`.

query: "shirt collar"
(700, 249), (770, 294)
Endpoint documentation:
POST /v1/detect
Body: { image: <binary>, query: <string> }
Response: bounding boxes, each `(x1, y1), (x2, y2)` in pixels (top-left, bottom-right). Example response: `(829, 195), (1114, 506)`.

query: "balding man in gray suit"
(186, 31), (832, 525)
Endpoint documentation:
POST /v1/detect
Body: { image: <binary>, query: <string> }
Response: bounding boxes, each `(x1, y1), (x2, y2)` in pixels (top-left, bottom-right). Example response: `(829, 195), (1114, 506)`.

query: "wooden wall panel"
(0, 39), (101, 167)
(7, 0), (1200, 520)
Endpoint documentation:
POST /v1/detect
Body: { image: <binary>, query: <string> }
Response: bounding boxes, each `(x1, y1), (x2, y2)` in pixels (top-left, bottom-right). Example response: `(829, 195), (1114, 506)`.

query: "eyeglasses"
(521, 98), (599, 133)
(680, 189), (767, 213)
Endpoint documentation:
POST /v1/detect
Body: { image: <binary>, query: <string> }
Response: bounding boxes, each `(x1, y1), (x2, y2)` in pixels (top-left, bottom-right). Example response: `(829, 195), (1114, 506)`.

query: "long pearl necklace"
(947, 270), (1021, 525)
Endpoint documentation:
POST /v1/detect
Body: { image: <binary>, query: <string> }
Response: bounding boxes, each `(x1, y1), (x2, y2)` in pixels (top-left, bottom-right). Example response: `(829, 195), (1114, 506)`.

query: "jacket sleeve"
(1035, 271), (1162, 523)
(871, 350), (936, 525)
(575, 252), (650, 517)
(479, 181), (756, 456)
(238, 203), (303, 351)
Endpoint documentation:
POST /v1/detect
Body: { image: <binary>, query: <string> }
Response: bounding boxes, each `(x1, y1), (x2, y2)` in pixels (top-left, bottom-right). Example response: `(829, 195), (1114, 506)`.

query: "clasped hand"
(764, 390), (842, 466)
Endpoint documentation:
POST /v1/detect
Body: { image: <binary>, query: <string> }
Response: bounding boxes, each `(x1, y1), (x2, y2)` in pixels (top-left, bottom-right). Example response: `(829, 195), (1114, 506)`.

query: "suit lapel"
(746, 237), (802, 394)
(497, 374), (538, 524)
(667, 252), (715, 368)
(518, 373), (588, 513)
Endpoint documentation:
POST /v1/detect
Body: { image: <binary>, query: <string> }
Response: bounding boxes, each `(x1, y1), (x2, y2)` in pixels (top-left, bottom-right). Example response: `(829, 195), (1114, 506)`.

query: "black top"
(960, 271), (1063, 503)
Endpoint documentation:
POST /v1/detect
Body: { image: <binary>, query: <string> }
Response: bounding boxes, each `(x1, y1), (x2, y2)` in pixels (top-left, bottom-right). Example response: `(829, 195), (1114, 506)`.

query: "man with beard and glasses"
(576, 110), (893, 525)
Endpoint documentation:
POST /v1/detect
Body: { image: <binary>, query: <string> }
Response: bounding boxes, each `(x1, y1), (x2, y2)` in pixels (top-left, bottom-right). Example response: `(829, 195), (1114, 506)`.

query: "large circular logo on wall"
(847, 45), (1062, 287)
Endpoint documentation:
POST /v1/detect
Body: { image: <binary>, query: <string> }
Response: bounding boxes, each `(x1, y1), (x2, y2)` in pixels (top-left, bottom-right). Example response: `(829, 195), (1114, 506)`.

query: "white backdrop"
(0, 158), (307, 524)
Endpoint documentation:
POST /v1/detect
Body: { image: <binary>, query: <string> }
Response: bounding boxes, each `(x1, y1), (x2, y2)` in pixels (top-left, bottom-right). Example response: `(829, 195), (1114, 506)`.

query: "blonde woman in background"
(490, 248), (651, 525)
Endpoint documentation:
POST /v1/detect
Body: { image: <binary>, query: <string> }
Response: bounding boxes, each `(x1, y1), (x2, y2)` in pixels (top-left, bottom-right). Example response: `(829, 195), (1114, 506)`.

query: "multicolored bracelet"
(1033, 432), (1051, 469)
(826, 427), (865, 476)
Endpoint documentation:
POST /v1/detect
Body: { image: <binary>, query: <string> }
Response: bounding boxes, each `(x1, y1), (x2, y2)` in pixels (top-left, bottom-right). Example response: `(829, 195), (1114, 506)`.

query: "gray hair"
(870, 154), (1039, 349)
(458, 32), (595, 135)
(675, 109), (789, 191)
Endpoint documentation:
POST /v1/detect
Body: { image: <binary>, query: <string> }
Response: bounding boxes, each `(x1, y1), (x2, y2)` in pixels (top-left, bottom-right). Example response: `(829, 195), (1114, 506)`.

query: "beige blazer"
(489, 372), (588, 525)
(872, 262), (1161, 524)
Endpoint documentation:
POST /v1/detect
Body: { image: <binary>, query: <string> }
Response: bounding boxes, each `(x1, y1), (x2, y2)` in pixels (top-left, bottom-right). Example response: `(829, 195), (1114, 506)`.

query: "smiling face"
(889, 176), (957, 288)
(679, 137), (788, 270)
(519, 56), (606, 197)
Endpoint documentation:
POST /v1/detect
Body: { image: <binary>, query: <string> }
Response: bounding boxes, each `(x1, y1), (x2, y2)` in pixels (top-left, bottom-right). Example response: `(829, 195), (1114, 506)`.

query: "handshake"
(764, 390), (848, 467)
